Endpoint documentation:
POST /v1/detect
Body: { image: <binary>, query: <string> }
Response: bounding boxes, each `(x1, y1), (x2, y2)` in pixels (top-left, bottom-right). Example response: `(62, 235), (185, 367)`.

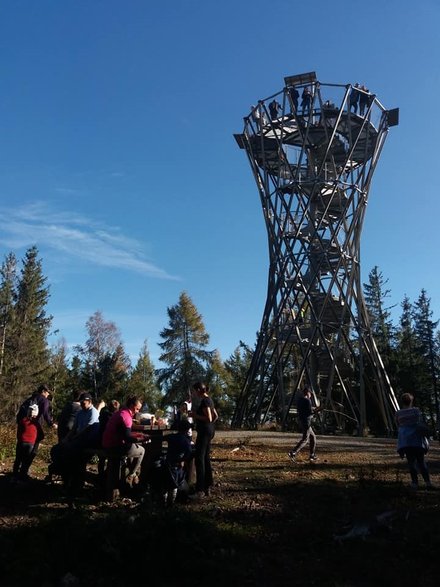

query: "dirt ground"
(1, 429), (439, 586)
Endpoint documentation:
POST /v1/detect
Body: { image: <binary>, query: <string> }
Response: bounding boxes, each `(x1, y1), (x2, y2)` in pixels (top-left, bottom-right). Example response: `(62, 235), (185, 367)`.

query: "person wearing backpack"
(16, 384), (57, 473)
(12, 403), (44, 481)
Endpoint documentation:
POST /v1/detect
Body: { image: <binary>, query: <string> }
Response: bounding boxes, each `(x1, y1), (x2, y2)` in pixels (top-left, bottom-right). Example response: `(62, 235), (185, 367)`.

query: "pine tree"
(363, 266), (395, 364)
(0, 253), (17, 380)
(224, 342), (253, 398)
(69, 353), (84, 396)
(395, 295), (422, 396)
(157, 291), (212, 405)
(47, 338), (71, 414)
(413, 289), (439, 424)
(127, 340), (162, 411)
(97, 343), (131, 402)
(9, 246), (52, 415)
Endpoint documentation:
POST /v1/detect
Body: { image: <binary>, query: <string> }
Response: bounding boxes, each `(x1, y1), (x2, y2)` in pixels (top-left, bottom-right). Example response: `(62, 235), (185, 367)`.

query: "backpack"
(16, 396), (39, 423)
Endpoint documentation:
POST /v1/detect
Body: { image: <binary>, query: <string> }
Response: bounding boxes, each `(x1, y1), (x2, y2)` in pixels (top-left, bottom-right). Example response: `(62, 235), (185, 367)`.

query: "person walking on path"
(190, 381), (218, 498)
(288, 385), (319, 462)
(395, 392), (433, 489)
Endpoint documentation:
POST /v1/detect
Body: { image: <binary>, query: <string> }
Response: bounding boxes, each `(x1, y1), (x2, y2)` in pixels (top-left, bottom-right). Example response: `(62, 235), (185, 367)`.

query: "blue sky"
(1, 0), (439, 366)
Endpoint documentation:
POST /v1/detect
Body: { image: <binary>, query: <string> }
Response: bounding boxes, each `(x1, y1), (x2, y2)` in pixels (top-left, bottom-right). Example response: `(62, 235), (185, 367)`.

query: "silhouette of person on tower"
(289, 85), (300, 113)
(349, 83), (360, 113)
(269, 99), (281, 121)
(301, 86), (313, 116)
(358, 85), (370, 116)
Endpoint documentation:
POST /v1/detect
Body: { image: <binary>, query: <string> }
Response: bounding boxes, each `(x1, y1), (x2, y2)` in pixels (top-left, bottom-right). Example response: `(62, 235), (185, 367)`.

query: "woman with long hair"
(190, 381), (218, 498)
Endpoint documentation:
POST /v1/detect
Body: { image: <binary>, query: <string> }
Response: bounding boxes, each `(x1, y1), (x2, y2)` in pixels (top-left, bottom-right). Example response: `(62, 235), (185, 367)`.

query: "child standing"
(13, 403), (43, 481)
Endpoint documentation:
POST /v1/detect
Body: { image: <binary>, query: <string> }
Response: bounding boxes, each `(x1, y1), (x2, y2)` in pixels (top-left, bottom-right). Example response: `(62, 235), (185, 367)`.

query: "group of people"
(250, 82), (373, 129)
(287, 385), (435, 490)
(13, 380), (219, 505)
(14, 380), (435, 500)
(349, 83), (371, 116)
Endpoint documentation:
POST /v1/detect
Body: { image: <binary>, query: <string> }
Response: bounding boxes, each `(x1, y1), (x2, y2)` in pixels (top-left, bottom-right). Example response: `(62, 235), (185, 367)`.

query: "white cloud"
(0, 201), (178, 280)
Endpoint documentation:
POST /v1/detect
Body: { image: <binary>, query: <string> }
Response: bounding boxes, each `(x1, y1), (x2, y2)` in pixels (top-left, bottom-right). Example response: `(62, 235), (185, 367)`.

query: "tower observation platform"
(232, 72), (400, 435)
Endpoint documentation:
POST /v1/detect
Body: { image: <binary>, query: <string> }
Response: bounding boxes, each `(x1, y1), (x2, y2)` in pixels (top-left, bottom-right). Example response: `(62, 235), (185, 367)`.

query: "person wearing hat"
(48, 392), (101, 490)
(65, 392), (100, 448)
(12, 403), (44, 481)
(34, 384), (56, 429)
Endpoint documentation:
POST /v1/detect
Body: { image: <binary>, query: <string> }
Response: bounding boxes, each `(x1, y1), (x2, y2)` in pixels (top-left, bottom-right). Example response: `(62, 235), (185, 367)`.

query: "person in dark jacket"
(161, 420), (194, 506)
(17, 384), (57, 471)
(57, 391), (81, 442)
(189, 381), (218, 499)
(288, 385), (318, 462)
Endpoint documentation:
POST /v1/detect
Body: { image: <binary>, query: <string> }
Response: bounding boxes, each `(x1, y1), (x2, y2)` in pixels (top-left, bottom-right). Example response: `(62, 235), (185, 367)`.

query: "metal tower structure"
(233, 72), (400, 435)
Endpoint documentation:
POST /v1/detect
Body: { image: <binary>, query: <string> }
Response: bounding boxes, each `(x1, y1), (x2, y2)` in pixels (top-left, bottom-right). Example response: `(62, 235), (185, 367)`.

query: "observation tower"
(233, 72), (399, 435)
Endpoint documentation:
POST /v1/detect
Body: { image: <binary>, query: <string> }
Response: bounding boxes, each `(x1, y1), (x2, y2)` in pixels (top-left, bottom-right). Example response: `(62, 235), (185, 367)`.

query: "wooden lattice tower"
(233, 72), (400, 434)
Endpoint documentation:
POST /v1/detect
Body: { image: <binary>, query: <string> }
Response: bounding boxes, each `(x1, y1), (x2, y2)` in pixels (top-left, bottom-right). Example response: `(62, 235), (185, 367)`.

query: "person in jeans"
(288, 386), (318, 462)
(190, 382), (218, 498)
(13, 404), (43, 481)
(102, 396), (149, 486)
(395, 392), (432, 489)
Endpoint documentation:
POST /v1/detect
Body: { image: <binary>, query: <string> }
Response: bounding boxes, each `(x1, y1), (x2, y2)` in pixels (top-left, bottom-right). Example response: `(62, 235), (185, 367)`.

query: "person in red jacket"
(13, 403), (44, 481)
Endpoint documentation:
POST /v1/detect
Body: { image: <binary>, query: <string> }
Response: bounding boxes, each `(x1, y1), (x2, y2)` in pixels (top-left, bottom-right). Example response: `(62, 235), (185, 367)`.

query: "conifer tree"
(224, 342), (253, 402)
(363, 266), (395, 365)
(47, 338), (71, 413)
(157, 291), (212, 405)
(0, 253), (17, 380)
(98, 342), (131, 401)
(413, 289), (439, 424)
(127, 340), (161, 411)
(395, 295), (422, 395)
(9, 246), (52, 413)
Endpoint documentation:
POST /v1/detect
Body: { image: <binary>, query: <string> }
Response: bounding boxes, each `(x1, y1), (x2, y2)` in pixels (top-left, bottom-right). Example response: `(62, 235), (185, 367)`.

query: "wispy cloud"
(0, 201), (178, 280)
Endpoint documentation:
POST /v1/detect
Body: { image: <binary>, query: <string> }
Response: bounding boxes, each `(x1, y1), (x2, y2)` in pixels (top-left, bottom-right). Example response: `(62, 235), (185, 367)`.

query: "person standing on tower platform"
(349, 83), (360, 113)
(358, 85), (369, 116)
(301, 86), (313, 116)
(288, 385), (319, 462)
(289, 85), (299, 113)
(269, 98), (281, 120)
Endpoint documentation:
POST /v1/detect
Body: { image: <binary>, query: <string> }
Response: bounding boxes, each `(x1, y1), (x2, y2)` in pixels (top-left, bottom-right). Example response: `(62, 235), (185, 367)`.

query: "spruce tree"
(157, 291), (212, 405)
(413, 289), (439, 424)
(224, 342), (253, 399)
(127, 340), (162, 411)
(395, 295), (422, 396)
(363, 266), (395, 364)
(0, 253), (17, 380)
(9, 246), (52, 414)
(48, 338), (71, 414)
